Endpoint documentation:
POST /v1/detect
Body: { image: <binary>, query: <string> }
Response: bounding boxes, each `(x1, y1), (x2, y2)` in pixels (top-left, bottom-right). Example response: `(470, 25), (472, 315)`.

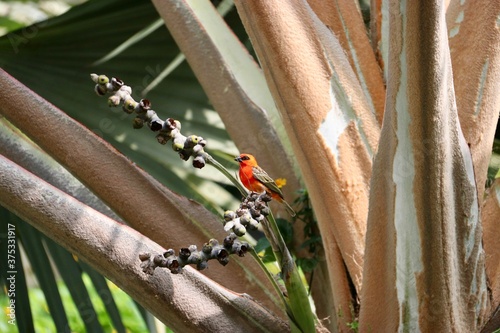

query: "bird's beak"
(235, 156), (242, 162)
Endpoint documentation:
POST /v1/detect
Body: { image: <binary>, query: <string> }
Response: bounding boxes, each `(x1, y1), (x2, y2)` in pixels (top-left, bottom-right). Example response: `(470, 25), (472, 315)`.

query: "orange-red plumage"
(235, 153), (295, 216)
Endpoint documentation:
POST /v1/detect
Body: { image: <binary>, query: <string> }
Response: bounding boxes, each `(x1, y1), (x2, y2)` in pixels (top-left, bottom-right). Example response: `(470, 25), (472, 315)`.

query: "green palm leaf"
(15, 215), (70, 332)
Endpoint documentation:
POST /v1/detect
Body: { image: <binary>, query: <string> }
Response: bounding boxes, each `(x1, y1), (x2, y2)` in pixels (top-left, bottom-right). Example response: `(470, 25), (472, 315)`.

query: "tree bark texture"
(360, 1), (488, 331)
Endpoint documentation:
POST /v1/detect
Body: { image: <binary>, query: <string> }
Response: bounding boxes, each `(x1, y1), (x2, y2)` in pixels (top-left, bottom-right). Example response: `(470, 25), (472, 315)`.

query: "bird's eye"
(242, 156), (250, 160)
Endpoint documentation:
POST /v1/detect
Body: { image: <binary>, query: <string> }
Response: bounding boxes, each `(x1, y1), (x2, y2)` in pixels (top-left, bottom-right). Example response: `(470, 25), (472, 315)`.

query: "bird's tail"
(282, 200), (296, 217)
(269, 191), (296, 217)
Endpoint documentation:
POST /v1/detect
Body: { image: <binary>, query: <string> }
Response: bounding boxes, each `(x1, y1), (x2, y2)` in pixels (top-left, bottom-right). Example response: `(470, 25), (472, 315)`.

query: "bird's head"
(235, 153), (257, 166)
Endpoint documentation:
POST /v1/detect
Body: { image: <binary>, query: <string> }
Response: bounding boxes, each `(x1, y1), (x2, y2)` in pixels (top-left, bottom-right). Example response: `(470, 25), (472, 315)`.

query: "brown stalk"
(481, 178), (500, 330)
(307, 0), (386, 124)
(446, 0), (500, 194)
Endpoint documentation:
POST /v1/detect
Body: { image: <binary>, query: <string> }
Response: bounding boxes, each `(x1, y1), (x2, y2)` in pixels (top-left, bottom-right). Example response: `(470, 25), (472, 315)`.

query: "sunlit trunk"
(360, 1), (489, 331)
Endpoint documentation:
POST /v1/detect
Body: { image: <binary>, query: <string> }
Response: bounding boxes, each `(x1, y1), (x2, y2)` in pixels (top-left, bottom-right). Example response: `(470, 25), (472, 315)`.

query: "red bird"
(235, 153), (296, 216)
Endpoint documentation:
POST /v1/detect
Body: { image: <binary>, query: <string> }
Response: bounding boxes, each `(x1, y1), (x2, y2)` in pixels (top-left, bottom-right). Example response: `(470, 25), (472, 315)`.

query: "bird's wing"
(252, 166), (284, 198)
